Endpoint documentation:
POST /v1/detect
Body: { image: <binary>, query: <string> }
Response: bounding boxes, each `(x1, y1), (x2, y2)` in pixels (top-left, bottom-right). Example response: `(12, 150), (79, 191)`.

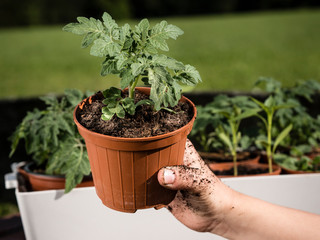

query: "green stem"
(231, 122), (238, 176)
(129, 76), (140, 99)
(267, 113), (273, 173)
(232, 151), (238, 177)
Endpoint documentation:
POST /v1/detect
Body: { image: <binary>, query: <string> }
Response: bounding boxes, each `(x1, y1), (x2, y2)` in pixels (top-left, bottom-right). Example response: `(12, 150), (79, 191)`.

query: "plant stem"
(231, 122), (238, 176)
(129, 76), (140, 99)
(267, 113), (273, 173)
(232, 152), (238, 177)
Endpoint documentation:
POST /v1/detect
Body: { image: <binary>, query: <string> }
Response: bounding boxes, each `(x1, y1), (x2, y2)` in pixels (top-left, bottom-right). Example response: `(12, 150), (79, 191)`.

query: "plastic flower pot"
(199, 151), (260, 165)
(208, 162), (281, 178)
(74, 87), (197, 213)
(18, 162), (94, 191)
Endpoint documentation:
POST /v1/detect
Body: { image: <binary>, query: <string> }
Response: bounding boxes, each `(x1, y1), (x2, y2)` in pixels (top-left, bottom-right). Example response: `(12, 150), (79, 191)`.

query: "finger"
(158, 164), (217, 194)
(184, 139), (205, 169)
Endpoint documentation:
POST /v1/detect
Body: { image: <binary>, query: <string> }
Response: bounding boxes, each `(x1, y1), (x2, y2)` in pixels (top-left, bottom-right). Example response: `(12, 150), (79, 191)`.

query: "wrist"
(206, 180), (241, 237)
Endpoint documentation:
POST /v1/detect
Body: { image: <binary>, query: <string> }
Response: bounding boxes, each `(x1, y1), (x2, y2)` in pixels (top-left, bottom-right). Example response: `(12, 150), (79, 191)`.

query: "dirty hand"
(157, 139), (235, 234)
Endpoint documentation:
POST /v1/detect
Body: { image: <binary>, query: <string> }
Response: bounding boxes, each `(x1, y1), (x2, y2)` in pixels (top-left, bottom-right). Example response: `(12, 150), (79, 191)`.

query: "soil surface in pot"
(212, 165), (269, 176)
(78, 90), (193, 138)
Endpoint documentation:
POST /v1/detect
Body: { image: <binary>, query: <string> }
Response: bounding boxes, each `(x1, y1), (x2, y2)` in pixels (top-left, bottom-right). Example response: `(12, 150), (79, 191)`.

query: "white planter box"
(14, 174), (320, 240)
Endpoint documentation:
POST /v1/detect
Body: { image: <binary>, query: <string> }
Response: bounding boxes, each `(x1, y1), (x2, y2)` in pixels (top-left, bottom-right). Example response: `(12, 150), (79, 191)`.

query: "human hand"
(157, 139), (235, 234)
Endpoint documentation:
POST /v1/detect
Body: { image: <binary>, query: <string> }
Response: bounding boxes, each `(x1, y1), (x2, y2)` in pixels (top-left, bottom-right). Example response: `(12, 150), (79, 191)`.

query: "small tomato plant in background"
(9, 89), (93, 193)
(63, 12), (201, 120)
(207, 95), (260, 176)
(251, 96), (293, 173)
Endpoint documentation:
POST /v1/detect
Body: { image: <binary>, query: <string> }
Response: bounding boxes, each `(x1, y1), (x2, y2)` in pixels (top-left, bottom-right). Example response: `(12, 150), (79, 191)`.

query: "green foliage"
(63, 12), (201, 120)
(251, 95), (293, 173)
(274, 153), (320, 172)
(255, 78), (320, 148)
(190, 95), (258, 157)
(9, 89), (92, 193)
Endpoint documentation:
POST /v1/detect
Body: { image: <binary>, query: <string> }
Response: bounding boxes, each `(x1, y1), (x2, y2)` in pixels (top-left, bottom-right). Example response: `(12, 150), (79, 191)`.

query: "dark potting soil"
(212, 165), (268, 176)
(77, 90), (193, 138)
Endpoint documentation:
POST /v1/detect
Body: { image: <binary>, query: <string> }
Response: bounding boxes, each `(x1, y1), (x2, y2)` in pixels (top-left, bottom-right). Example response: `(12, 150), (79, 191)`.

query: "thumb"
(158, 165), (215, 194)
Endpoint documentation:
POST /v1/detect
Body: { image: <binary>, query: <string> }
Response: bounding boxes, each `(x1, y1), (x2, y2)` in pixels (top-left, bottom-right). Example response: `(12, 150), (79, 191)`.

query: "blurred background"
(0, 0), (320, 218)
(0, 0), (320, 98)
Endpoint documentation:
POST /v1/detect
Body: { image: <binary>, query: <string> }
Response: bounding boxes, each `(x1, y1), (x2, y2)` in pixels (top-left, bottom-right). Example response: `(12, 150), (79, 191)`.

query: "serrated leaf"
(152, 55), (184, 70)
(137, 18), (149, 42)
(102, 12), (118, 33)
(116, 107), (125, 118)
(177, 64), (202, 86)
(81, 32), (100, 48)
(148, 67), (180, 110)
(144, 43), (158, 55)
(131, 60), (147, 77)
(121, 98), (135, 115)
(101, 107), (115, 121)
(63, 17), (104, 36)
(90, 39), (111, 57)
(101, 59), (118, 76)
(148, 21), (183, 51)
(115, 53), (129, 70)
(102, 87), (121, 100)
(120, 69), (134, 89)
(64, 89), (84, 106)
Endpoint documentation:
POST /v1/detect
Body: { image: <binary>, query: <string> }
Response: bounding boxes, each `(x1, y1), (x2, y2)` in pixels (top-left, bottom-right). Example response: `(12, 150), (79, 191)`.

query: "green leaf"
(121, 98), (135, 115)
(62, 17), (104, 36)
(102, 87), (121, 100)
(135, 99), (154, 107)
(149, 21), (184, 51)
(115, 53), (129, 70)
(101, 107), (115, 120)
(90, 37), (122, 57)
(148, 67), (179, 110)
(152, 55), (184, 71)
(64, 89), (84, 107)
(119, 69), (134, 89)
(251, 97), (270, 114)
(274, 104), (296, 111)
(116, 107), (125, 118)
(102, 12), (118, 33)
(137, 18), (149, 41)
(272, 124), (293, 154)
(101, 59), (118, 76)
(234, 108), (261, 121)
(264, 96), (274, 108)
(81, 32), (100, 48)
(273, 153), (298, 170)
(176, 64), (202, 86)
(131, 62), (144, 77)
(217, 131), (233, 153)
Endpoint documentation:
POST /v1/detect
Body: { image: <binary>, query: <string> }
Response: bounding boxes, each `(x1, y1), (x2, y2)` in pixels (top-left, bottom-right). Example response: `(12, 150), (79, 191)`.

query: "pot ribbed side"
(85, 138), (186, 212)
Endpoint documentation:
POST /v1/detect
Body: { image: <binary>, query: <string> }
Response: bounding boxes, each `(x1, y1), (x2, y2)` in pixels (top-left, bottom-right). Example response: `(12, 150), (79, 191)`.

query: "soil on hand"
(212, 165), (269, 176)
(77, 90), (193, 138)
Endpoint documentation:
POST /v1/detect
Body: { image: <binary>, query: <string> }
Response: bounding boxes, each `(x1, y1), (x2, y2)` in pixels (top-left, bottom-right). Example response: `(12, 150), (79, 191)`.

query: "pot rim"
(73, 87), (197, 142)
(23, 162), (93, 180)
(23, 162), (65, 179)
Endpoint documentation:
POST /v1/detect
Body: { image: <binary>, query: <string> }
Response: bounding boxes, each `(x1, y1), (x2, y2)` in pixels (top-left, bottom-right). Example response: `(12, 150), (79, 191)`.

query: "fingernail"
(163, 168), (175, 185)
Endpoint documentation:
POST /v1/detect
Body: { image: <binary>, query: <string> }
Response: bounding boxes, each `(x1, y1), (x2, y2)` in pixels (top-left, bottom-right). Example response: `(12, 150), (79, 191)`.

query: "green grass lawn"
(0, 9), (320, 98)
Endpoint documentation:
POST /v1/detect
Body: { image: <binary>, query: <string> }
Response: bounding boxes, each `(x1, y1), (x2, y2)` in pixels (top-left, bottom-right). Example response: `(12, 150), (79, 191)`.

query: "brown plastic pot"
(280, 167), (320, 175)
(18, 162), (94, 191)
(74, 87), (197, 213)
(208, 162), (281, 178)
(199, 151), (260, 164)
